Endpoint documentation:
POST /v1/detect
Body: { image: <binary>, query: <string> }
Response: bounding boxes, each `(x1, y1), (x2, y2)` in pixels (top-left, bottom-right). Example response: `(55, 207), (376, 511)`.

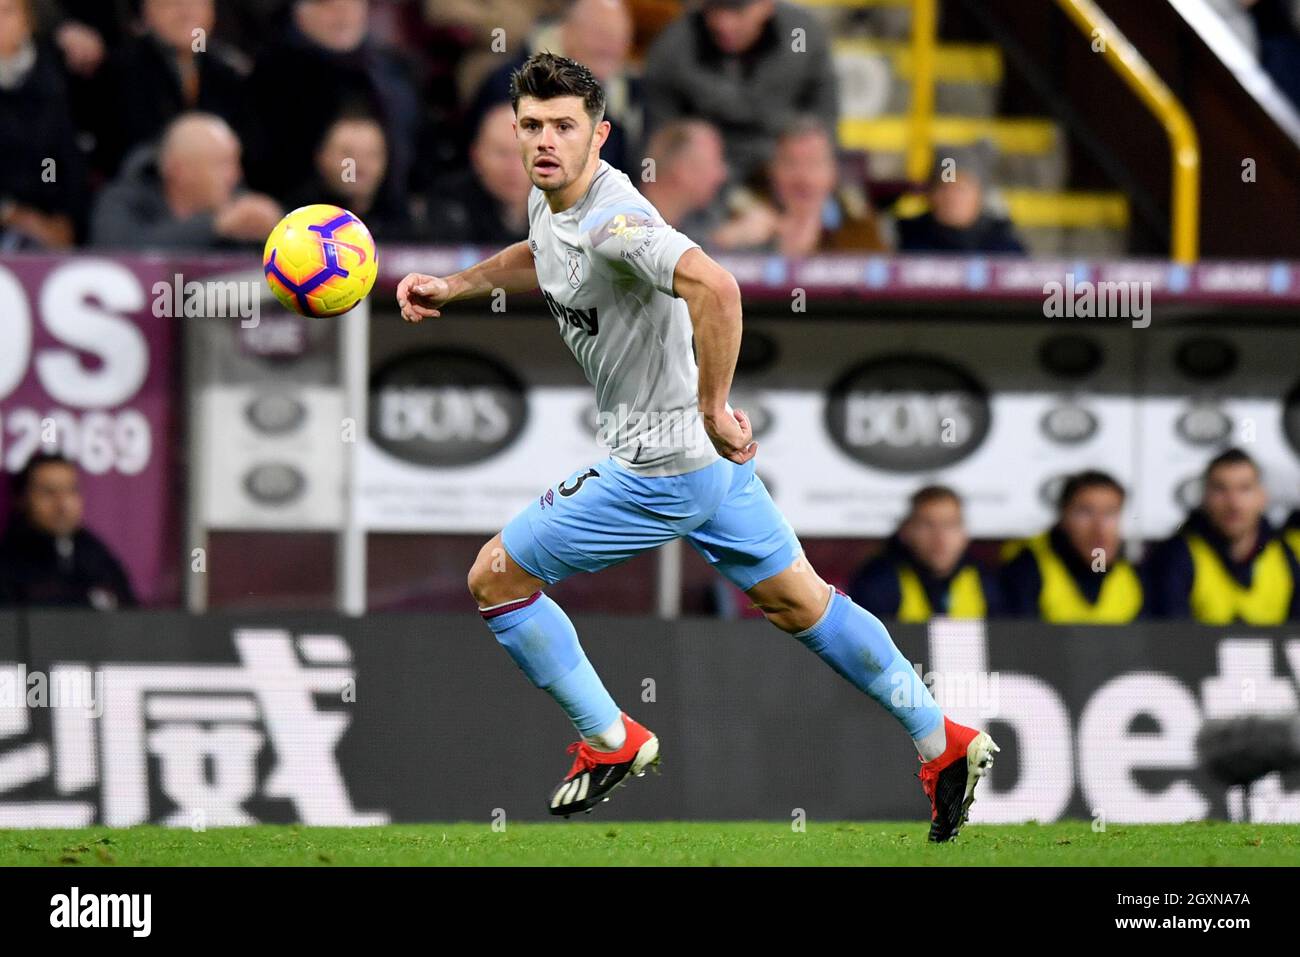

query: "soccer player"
(397, 53), (999, 841)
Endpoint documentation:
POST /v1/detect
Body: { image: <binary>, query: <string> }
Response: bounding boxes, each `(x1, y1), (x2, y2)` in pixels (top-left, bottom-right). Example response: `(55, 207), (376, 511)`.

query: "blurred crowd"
(0, 0), (1025, 255)
(6, 445), (1300, 627)
(847, 448), (1300, 626)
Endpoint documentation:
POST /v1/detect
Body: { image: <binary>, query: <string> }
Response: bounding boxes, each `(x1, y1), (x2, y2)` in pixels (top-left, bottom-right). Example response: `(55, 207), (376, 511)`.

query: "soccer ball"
(263, 204), (378, 317)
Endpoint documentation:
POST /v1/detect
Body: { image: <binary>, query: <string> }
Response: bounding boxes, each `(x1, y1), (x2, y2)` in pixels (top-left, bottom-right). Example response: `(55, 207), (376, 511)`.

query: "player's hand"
(704, 406), (757, 464)
(397, 273), (452, 323)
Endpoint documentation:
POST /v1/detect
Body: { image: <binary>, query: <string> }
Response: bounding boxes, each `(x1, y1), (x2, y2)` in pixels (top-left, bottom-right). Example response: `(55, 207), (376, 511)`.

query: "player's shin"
(480, 591), (624, 747)
(790, 589), (946, 759)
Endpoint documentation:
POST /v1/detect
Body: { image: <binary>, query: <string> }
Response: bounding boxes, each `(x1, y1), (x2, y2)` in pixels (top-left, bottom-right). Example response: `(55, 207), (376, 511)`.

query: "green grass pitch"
(2, 821), (1297, 866)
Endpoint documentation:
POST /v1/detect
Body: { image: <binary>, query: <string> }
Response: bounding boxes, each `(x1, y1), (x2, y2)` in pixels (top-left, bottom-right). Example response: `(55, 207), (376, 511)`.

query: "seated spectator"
(424, 102), (531, 245)
(468, 0), (640, 177)
(1144, 448), (1300, 624)
(897, 154), (1025, 254)
(849, 486), (1000, 622)
(643, 0), (838, 187)
(243, 0), (419, 210)
(90, 112), (282, 249)
(718, 117), (888, 254)
(0, 453), (136, 609)
(0, 0), (86, 248)
(1002, 471), (1143, 623)
(284, 112), (414, 241)
(638, 119), (732, 242)
(92, 0), (249, 178)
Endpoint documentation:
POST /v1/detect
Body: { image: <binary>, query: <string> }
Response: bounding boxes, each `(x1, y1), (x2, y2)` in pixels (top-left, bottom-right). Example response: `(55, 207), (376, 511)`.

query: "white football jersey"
(528, 160), (717, 476)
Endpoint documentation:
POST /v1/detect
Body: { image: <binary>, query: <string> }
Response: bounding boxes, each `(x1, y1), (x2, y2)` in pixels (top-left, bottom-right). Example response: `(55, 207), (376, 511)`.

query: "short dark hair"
(1204, 447), (1259, 482)
(908, 485), (962, 515)
(13, 452), (76, 498)
(509, 52), (606, 126)
(1057, 470), (1125, 512)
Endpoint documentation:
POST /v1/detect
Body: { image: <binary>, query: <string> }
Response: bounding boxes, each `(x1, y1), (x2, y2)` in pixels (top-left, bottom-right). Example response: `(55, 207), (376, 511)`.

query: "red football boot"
(548, 712), (660, 817)
(917, 716), (1000, 842)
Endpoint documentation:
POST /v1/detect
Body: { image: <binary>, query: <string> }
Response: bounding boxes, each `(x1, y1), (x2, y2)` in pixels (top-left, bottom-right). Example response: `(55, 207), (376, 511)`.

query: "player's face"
(24, 463), (84, 539)
(1060, 486), (1124, 567)
(1203, 462), (1266, 540)
(515, 96), (601, 192)
(902, 498), (967, 578)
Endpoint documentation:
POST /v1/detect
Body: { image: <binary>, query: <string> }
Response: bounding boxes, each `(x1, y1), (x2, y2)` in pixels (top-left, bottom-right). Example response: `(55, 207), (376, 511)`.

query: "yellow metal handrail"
(905, 0), (938, 183)
(1056, 0), (1200, 262)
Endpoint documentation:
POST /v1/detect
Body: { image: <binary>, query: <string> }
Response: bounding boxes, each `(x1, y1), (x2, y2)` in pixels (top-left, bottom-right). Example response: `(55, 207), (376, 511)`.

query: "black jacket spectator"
(92, 32), (249, 178)
(424, 168), (529, 246)
(283, 178), (416, 243)
(242, 23), (419, 212)
(849, 535), (1000, 622)
(0, 513), (136, 609)
(896, 210), (1025, 255)
(0, 42), (87, 246)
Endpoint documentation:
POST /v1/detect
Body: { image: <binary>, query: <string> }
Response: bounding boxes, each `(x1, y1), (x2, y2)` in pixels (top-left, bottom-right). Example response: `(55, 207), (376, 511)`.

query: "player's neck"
(546, 158), (603, 214)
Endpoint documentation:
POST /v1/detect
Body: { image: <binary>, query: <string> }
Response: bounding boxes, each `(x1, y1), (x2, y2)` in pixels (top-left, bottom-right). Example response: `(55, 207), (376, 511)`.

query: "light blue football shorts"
(501, 454), (802, 592)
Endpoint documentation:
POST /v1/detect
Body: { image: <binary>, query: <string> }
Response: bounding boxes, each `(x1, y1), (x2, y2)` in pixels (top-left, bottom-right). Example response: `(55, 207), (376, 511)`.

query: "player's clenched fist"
(397, 273), (452, 323)
(703, 406), (758, 465)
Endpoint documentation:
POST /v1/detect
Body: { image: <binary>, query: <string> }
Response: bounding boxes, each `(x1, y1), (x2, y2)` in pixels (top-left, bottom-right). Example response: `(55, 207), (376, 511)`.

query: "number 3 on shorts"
(558, 468), (600, 497)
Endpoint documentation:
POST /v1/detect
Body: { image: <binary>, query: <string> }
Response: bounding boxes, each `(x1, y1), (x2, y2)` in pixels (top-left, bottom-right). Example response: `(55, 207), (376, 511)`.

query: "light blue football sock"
(481, 592), (621, 738)
(792, 588), (943, 741)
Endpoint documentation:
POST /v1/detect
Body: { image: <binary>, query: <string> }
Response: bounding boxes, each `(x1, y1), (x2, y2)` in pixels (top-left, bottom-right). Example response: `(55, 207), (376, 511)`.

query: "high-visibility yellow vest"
(1025, 532), (1142, 624)
(1185, 534), (1293, 625)
(896, 564), (987, 622)
(1284, 527), (1300, 563)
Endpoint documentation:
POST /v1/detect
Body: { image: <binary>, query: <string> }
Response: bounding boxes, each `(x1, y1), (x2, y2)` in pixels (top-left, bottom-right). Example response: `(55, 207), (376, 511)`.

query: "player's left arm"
(672, 247), (756, 464)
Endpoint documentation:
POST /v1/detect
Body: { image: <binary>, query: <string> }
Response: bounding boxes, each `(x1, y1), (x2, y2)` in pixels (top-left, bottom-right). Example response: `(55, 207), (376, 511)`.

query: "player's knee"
(754, 585), (830, 633)
(752, 595), (813, 633)
(468, 540), (537, 608)
(467, 548), (503, 607)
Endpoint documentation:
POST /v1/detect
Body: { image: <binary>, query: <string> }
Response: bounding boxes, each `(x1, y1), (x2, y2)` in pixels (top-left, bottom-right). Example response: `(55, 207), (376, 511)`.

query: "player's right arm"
(397, 240), (537, 323)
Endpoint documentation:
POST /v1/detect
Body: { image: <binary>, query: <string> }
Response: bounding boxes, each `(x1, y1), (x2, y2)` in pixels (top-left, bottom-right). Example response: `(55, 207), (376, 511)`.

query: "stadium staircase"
(805, 0), (1131, 255)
